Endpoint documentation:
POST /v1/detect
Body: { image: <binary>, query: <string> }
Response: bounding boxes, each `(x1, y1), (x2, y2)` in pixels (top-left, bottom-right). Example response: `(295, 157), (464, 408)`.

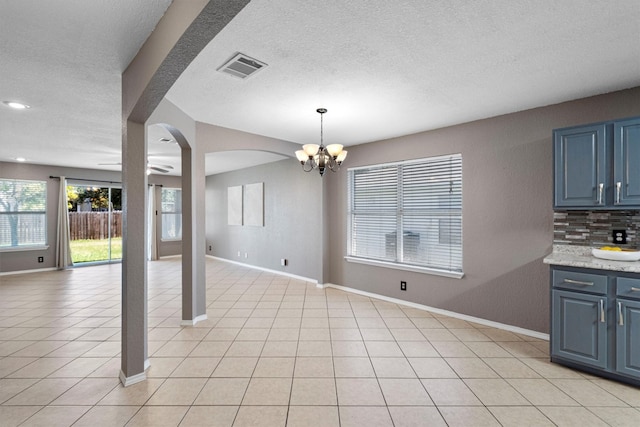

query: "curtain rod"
(49, 176), (163, 187)
(49, 175), (121, 184)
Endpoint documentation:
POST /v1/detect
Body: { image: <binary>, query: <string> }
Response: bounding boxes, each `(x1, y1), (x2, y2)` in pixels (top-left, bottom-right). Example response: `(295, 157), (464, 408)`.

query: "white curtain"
(148, 184), (159, 261)
(56, 176), (73, 269)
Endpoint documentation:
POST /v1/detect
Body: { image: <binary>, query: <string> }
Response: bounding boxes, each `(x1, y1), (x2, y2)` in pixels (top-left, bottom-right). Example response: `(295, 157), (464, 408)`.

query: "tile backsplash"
(554, 210), (640, 248)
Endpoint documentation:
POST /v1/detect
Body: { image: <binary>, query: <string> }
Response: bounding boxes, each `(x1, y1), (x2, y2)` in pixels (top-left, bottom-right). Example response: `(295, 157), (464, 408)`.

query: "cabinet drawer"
(553, 270), (607, 294)
(617, 278), (640, 300)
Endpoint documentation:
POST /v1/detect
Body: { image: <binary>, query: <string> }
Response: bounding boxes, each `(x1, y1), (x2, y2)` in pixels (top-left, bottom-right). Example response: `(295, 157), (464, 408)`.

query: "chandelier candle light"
(295, 108), (347, 176)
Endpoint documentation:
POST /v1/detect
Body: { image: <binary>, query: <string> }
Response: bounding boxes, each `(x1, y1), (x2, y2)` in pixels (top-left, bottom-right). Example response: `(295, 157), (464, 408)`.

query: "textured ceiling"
(0, 0), (173, 170)
(167, 0), (640, 147)
(1, 0), (639, 176)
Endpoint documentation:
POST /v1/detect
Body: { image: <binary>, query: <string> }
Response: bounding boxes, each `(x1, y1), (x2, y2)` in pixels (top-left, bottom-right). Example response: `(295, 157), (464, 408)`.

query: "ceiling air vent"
(218, 53), (267, 79)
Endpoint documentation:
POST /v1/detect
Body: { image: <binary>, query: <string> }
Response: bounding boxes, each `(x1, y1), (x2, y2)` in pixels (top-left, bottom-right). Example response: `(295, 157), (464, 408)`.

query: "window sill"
(160, 239), (182, 243)
(0, 245), (49, 253)
(344, 256), (464, 279)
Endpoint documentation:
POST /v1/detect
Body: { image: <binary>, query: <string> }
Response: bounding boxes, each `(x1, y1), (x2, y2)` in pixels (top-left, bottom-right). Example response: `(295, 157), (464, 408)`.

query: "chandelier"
(295, 108), (347, 176)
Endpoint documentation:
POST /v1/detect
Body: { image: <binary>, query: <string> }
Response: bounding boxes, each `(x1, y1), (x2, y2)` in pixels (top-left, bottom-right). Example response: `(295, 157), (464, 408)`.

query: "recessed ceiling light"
(15, 157), (26, 162)
(3, 101), (31, 110)
(158, 137), (176, 143)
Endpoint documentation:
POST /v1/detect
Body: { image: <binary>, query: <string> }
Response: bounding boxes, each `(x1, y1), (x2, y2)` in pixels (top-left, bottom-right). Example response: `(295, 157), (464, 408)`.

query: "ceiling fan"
(98, 161), (174, 174)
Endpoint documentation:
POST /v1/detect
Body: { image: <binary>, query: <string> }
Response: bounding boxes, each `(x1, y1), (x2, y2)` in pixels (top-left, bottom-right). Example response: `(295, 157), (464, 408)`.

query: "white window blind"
(0, 179), (47, 248)
(161, 188), (182, 240)
(348, 154), (462, 274)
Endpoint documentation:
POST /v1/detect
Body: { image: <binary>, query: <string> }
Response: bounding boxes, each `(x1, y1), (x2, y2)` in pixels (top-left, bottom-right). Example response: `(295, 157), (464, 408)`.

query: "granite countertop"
(543, 245), (640, 273)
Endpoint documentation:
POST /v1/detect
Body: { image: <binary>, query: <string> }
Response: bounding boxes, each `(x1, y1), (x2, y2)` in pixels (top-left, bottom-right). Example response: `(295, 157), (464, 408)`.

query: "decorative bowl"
(592, 248), (640, 262)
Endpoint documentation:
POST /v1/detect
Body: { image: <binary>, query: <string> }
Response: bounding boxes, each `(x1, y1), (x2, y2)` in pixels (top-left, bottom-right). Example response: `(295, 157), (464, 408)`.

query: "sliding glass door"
(67, 185), (122, 264)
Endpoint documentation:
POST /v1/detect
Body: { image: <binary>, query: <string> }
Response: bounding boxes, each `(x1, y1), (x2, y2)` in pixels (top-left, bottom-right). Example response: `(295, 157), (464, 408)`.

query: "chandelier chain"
(320, 112), (323, 146)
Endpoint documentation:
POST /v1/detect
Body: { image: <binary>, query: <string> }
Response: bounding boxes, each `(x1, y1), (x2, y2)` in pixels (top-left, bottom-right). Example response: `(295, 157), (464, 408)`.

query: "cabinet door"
(616, 299), (640, 379)
(552, 290), (607, 369)
(613, 117), (640, 206)
(554, 124), (607, 208)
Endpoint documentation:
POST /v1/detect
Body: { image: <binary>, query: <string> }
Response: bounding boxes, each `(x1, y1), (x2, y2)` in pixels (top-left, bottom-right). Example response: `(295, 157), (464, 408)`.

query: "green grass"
(70, 238), (122, 263)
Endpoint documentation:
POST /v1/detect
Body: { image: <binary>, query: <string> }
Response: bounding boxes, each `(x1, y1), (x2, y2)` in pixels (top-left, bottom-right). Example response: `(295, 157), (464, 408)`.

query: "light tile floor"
(1, 258), (640, 426)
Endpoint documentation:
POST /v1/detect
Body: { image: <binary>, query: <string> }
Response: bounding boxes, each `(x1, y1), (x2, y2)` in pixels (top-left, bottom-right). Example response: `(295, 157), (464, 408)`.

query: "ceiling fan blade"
(98, 161), (173, 173)
(148, 166), (170, 173)
(149, 163), (173, 170)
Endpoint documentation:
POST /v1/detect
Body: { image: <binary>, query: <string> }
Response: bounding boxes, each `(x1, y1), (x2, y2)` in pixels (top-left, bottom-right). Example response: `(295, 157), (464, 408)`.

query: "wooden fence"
(68, 211), (122, 240)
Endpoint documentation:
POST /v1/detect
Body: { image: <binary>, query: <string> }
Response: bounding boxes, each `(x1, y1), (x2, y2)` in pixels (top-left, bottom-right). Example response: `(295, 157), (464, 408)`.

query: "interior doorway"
(67, 184), (122, 264)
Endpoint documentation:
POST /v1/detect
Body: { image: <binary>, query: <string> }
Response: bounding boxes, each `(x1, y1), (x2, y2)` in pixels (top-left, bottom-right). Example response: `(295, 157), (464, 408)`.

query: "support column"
(120, 120), (148, 386)
(180, 144), (194, 322)
(193, 145), (207, 317)
(180, 142), (207, 324)
(119, 0), (251, 386)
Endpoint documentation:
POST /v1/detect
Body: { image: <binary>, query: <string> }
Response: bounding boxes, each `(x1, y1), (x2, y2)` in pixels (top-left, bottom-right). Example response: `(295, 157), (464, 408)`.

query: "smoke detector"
(218, 53), (267, 79)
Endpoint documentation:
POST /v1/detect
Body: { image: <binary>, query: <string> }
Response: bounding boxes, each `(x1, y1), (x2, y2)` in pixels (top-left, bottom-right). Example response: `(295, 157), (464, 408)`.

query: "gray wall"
(206, 159), (323, 280)
(0, 162), (182, 273)
(326, 87), (640, 333)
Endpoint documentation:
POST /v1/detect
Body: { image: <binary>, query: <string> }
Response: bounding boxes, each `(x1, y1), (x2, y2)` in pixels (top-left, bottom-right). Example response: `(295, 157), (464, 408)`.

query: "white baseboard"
(119, 369), (146, 387)
(159, 254), (182, 259)
(207, 255), (318, 285)
(181, 314), (208, 326)
(324, 282), (549, 341)
(0, 267), (58, 276)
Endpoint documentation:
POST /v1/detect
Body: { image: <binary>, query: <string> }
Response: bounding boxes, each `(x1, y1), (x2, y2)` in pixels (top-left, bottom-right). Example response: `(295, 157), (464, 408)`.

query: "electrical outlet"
(280, 258), (287, 266)
(208, 245), (212, 251)
(400, 281), (407, 291)
(613, 229), (627, 244)
(237, 251), (241, 257)
(38, 256), (44, 263)
(244, 252), (248, 259)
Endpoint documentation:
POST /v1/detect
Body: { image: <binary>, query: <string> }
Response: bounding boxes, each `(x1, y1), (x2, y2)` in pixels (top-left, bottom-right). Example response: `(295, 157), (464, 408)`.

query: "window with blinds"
(161, 188), (182, 240)
(0, 179), (47, 248)
(348, 154), (462, 275)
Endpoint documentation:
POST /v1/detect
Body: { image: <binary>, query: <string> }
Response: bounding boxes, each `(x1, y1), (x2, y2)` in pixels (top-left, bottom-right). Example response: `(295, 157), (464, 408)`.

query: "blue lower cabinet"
(552, 289), (607, 369)
(550, 267), (640, 385)
(616, 299), (640, 378)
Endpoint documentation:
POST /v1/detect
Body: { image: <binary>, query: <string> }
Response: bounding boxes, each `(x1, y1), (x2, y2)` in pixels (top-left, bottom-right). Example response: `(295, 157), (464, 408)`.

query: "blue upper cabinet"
(554, 116), (640, 209)
(554, 124), (607, 208)
(613, 117), (640, 206)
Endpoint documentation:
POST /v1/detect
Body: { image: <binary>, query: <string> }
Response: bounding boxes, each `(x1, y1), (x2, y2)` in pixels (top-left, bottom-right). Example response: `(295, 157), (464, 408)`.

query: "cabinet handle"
(563, 278), (594, 286)
(600, 299), (605, 323)
(631, 287), (640, 292)
(616, 182), (622, 204)
(618, 301), (624, 326)
(597, 183), (604, 204)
